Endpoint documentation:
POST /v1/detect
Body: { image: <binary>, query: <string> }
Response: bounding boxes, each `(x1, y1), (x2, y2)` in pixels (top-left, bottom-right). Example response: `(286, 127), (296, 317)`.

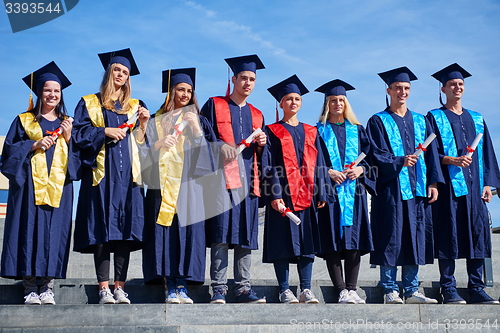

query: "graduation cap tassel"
(225, 66), (231, 99)
(27, 72), (34, 111)
(275, 101), (279, 123)
(439, 93), (445, 107)
(385, 95), (389, 108)
(163, 70), (172, 112)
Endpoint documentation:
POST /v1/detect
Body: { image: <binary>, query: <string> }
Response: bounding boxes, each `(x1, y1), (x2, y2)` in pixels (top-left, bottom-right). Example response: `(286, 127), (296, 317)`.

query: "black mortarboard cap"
(98, 48), (140, 76)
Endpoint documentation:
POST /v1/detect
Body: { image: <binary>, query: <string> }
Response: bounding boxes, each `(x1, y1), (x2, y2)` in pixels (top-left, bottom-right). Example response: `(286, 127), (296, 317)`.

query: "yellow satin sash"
(82, 94), (141, 186)
(155, 111), (186, 226)
(18, 112), (68, 208)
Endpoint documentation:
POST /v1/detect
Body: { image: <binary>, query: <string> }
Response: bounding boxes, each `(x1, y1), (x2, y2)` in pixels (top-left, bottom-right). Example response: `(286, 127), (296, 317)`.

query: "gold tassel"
(27, 72), (34, 110)
(163, 70), (172, 112)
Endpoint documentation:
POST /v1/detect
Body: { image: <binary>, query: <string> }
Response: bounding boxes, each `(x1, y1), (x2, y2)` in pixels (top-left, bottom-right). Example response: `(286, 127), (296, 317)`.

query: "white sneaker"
(405, 291), (438, 304)
(166, 289), (181, 304)
(299, 289), (319, 304)
(338, 289), (355, 304)
(176, 287), (194, 304)
(24, 292), (41, 305)
(40, 290), (56, 305)
(279, 289), (299, 304)
(385, 291), (403, 304)
(113, 286), (131, 304)
(99, 287), (115, 304)
(348, 290), (366, 304)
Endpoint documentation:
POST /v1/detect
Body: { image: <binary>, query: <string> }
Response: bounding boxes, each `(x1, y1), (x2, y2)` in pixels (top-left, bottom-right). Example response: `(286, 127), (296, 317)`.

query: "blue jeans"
(380, 265), (418, 297)
(165, 275), (187, 291)
(273, 257), (314, 293)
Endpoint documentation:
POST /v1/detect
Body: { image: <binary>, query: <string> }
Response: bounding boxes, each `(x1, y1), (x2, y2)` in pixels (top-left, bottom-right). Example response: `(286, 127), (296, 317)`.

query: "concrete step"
(1, 303), (499, 333)
(1, 278), (499, 305)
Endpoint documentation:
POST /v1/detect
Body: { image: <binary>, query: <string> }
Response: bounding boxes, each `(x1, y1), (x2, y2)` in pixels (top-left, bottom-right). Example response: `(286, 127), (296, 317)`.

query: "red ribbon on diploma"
(415, 143), (427, 152)
(174, 124), (183, 136)
(239, 139), (251, 148)
(118, 123), (134, 129)
(281, 207), (292, 217)
(344, 162), (355, 169)
(466, 145), (475, 154)
(45, 129), (61, 137)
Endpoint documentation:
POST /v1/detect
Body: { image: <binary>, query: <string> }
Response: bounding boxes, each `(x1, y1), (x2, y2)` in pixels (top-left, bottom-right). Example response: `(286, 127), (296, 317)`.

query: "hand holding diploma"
(42, 117), (74, 151)
(277, 203), (301, 225)
(235, 128), (263, 155)
(110, 112), (138, 144)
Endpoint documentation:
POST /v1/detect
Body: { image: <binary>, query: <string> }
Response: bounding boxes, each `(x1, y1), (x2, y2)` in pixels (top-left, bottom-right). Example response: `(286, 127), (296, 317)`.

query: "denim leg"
(39, 277), (55, 293)
(234, 245), (252, 294)
(466, 259), (485, 291)
(176, 275), (187, 288)
(379, 265), (398, 294)
(165, 276), (176, 291)
(438, 259), (456, 289)
(210, 243), (228, 291)
(22, 276), (38, 295)
(401, 265), (419, 297)
(273, 258), (290, 293)
(297, 257), (314, 291)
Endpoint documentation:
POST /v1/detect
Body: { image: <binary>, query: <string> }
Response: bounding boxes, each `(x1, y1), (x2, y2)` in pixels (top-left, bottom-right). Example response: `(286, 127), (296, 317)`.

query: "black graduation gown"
(261, 121), (332, 263)
(316, 123), (375, 257)
(72, 97), (146, 253)
(200, 97), (268, 250)
(366, 109), (444, 266)
(0, 114), (77, 279)
(141, 111), (215, 284)
(426, 108), (500, 259)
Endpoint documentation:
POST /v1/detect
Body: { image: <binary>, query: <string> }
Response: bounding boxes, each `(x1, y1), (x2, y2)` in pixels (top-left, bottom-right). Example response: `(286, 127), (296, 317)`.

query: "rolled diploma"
(466, 133), (483, 157)
(111, 112), (139, 144)
(235, 128), (262, 155)
(413, 133), (436, 157)
(41, 117), (74, 151)
(344, 152), (367, 170)
(173, 120), (187, 138)
(277, 203), (301, 225)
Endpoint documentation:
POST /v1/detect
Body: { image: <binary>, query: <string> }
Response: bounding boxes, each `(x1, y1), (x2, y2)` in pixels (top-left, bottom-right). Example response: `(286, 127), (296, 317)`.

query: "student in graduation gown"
(200, 55), (267, 304)
(141, 68), (215, 304)
(0, 62), (76, 305)
(366, 67), (444, 304)
(426, 63), (500, 304)
(314, 79), (375, 304)
(72, 49), (150, 305)
(262, 75), (330, 304)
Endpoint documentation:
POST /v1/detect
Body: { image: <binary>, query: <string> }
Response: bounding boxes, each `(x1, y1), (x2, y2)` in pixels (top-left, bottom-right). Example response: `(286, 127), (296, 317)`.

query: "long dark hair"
(29, 84), (68, 122)
(159, 83), (199, 114)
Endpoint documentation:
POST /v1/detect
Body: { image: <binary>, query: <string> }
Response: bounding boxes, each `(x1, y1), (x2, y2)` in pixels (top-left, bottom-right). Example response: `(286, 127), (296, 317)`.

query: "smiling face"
(442, 78), (464, 101)
(232, 71), (256, 98)
(41, 80), (61, 112)
(328, 95), (345, 117)
(280, 92), (302, 115)
(387, 81), (411, 106)
(173, 82), (193, 109)
(111, 63), (130, 89)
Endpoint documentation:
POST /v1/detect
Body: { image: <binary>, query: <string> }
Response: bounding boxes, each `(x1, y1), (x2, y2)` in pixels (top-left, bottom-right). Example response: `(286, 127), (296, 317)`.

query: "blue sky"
(1, 0), (500, 225)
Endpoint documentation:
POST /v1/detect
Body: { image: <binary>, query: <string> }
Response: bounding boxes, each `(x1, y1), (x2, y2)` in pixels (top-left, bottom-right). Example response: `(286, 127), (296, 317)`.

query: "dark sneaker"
(210, 287), (227, 304)
(441, 287), (466, 304)
(235, 289), (266, 303)
(468, 289), (500, 304)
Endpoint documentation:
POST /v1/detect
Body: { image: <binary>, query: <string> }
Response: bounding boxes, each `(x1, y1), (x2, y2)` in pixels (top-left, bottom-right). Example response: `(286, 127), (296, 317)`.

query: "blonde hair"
(99, 63), (132, 114)
(318, 95), (361, 125)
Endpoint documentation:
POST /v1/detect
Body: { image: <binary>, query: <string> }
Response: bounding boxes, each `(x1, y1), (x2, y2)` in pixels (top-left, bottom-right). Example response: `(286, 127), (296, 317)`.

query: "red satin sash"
(212, 96), (263, 196)
(267, 123), (318, 211)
